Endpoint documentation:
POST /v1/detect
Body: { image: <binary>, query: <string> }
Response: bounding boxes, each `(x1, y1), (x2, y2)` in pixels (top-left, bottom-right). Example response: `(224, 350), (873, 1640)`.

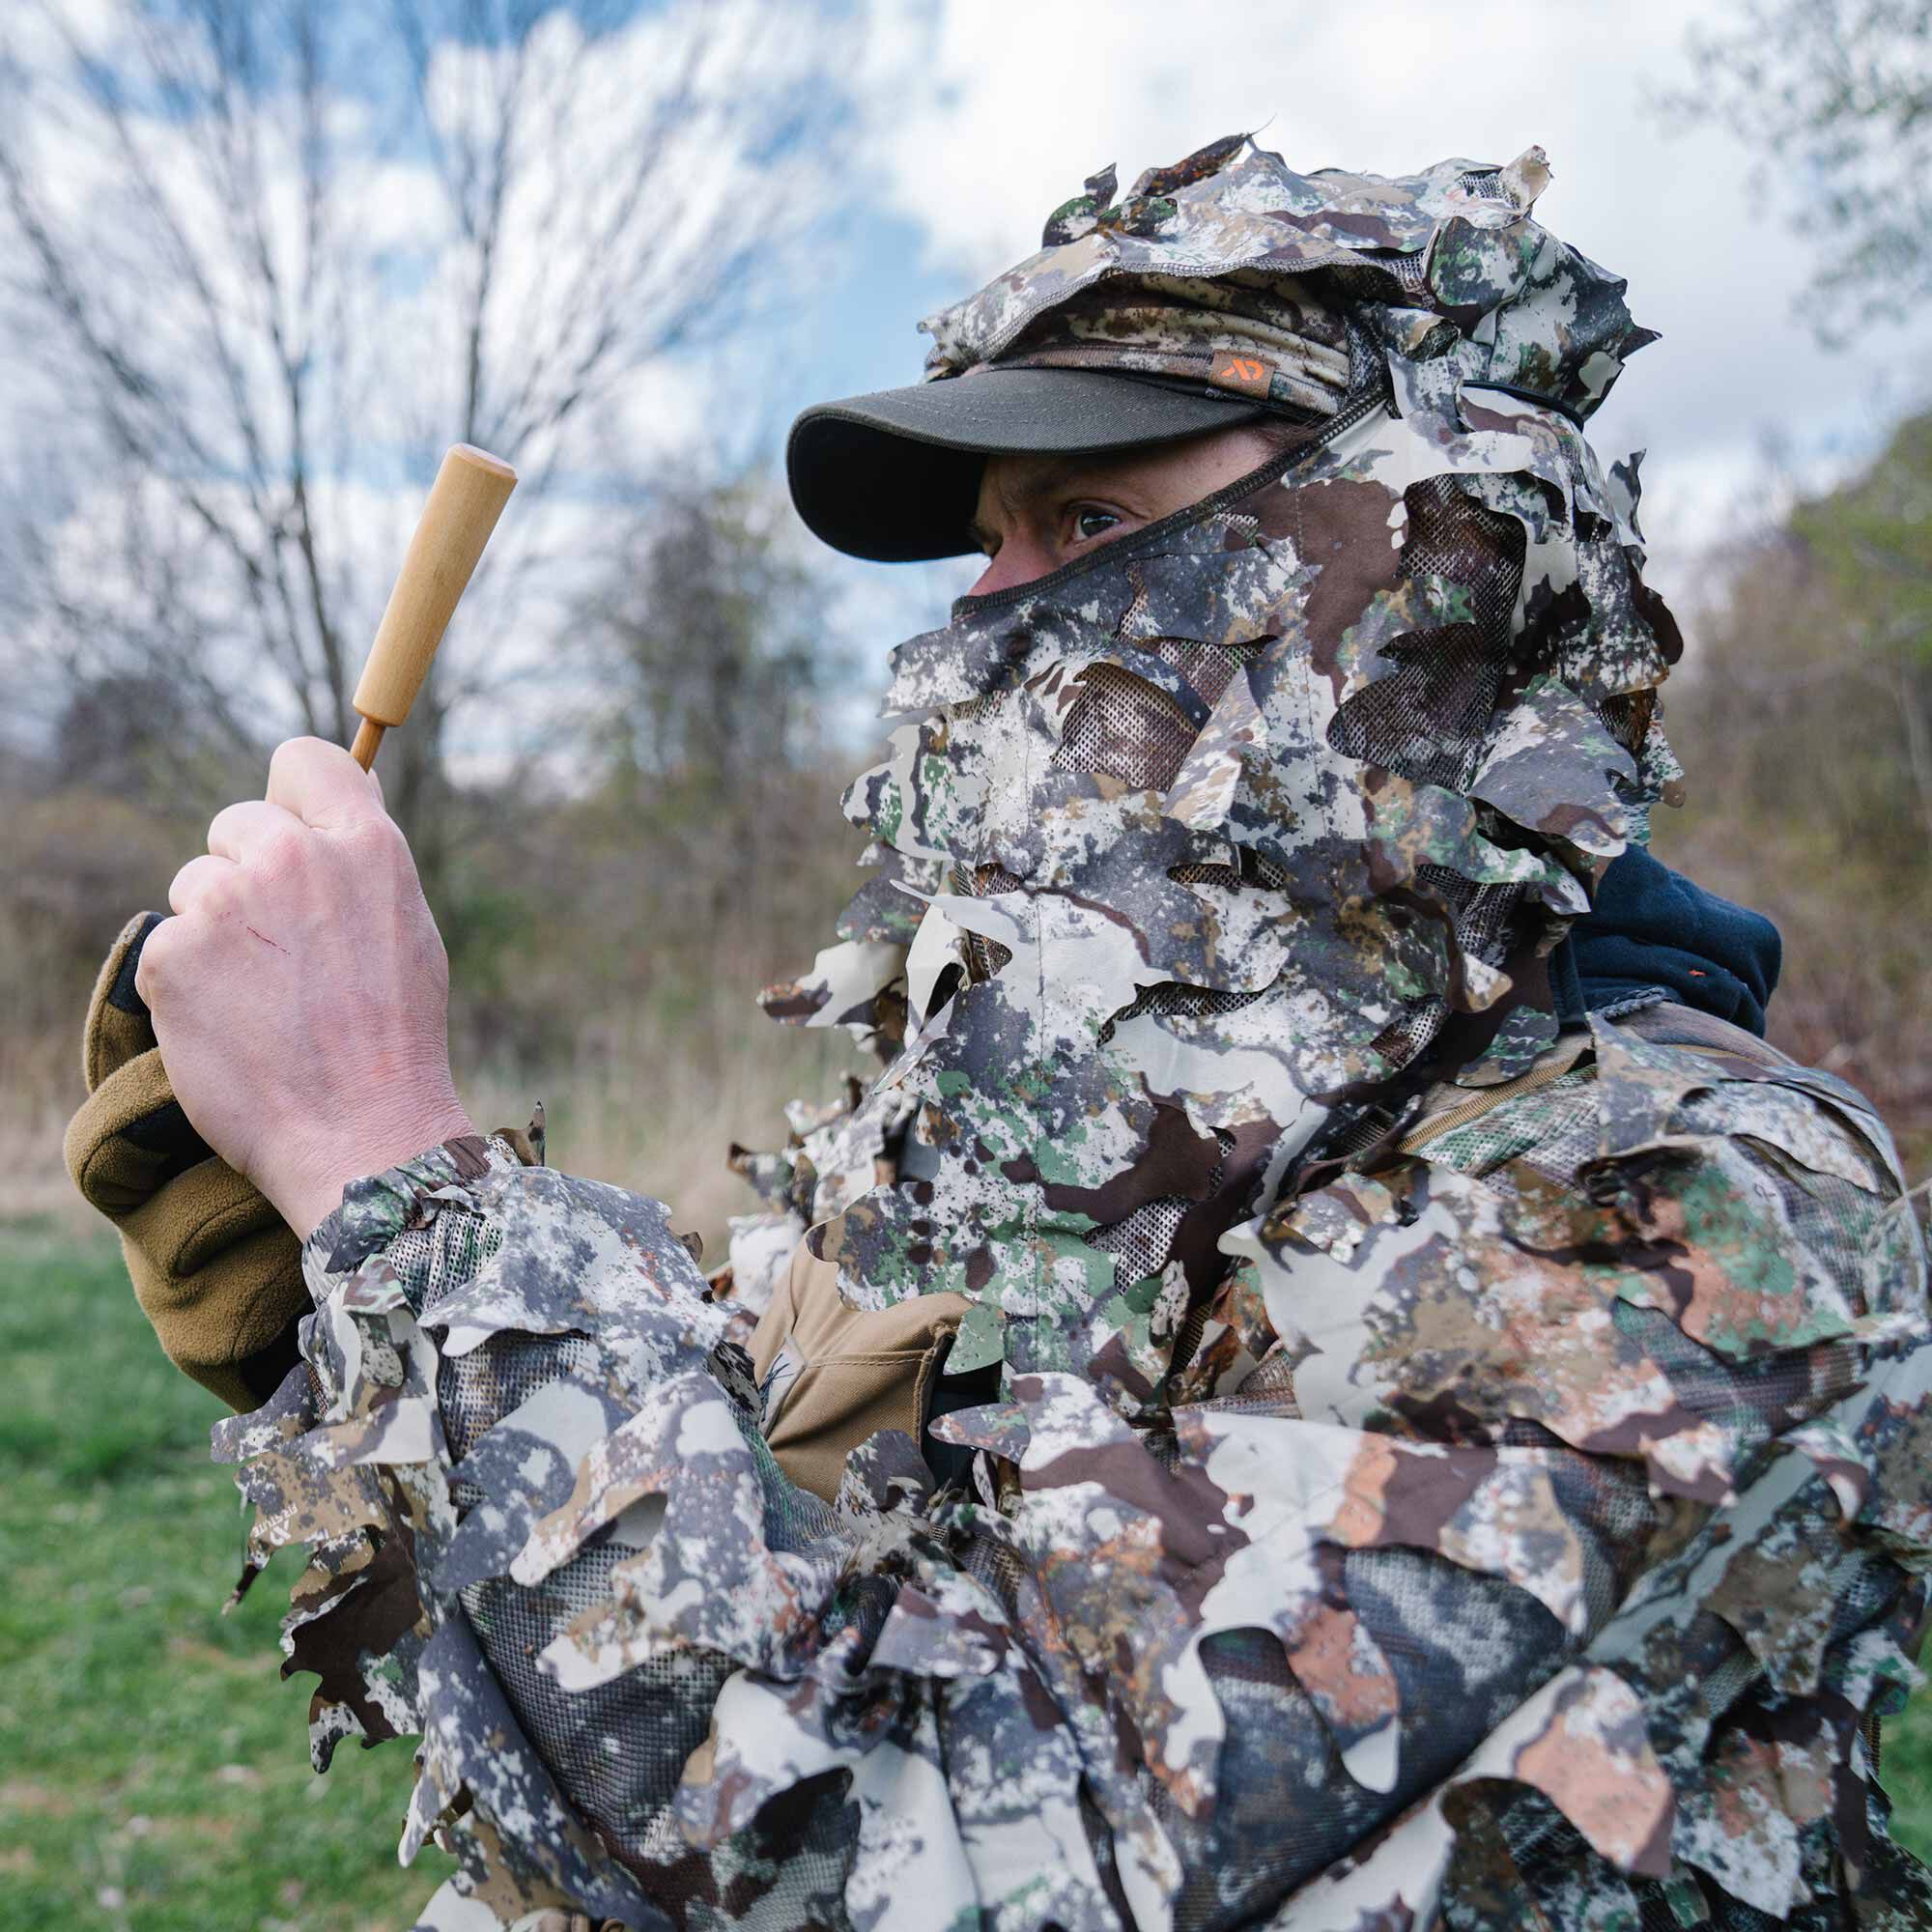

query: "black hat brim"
(786, 367), (1268, 563)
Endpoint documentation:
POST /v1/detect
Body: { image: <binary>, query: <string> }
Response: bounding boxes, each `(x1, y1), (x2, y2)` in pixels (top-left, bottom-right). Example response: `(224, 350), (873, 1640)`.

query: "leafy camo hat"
(786, 132), (1656, 561)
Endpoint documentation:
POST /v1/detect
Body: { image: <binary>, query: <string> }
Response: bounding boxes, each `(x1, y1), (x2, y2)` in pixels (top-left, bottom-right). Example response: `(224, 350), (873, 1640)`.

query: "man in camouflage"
(76, 134), (1932, 1928)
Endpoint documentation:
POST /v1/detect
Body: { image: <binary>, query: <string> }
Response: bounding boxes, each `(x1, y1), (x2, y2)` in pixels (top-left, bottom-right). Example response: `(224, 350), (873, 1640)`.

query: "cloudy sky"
(7, 0), (1921, 761)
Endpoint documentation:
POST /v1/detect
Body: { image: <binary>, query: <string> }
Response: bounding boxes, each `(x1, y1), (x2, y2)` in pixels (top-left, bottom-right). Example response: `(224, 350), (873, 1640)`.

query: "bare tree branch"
(1664, 0), (1932, 340)
(0, 0), (871, 889)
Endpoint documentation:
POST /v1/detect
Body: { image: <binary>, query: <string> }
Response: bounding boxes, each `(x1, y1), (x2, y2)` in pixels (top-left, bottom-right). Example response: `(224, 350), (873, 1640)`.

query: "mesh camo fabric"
(216, 137), (1932, 1931)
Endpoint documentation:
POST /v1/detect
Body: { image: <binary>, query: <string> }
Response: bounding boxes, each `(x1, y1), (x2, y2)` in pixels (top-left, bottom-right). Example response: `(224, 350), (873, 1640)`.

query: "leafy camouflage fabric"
(218, 137), (1932, 1930)
(923, 136), (1651, 427)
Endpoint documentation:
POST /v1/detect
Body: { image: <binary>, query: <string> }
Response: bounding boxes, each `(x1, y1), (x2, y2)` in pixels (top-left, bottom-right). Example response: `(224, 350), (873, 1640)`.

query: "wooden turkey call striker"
(349, 443), (518, 770)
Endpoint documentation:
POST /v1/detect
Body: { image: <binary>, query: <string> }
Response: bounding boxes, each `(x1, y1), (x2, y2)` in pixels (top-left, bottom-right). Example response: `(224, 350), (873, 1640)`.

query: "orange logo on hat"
(1208, 351), (1271, 397)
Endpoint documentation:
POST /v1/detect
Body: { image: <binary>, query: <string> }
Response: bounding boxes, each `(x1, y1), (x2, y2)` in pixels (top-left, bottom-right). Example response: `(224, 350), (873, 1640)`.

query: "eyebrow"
(967, 456), (1106, 553)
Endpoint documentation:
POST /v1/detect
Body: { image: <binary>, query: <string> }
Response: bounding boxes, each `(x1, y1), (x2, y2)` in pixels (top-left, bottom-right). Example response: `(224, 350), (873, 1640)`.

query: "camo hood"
(753, 136), (1683, 1398)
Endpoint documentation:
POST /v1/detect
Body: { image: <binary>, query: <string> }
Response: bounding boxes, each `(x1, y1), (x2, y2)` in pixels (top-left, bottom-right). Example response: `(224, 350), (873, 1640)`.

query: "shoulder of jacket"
(1403, 1001), (1905, 1210)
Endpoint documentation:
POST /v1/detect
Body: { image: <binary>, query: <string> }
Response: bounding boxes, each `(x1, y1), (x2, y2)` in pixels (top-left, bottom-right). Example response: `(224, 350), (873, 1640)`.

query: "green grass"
(2, 1222), (1930, 1930)
(0, 1223), (451, 1931)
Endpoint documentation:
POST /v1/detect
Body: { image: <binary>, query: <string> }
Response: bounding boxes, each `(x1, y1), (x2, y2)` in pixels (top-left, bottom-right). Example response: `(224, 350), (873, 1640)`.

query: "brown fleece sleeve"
(63, 913), (307, 1412)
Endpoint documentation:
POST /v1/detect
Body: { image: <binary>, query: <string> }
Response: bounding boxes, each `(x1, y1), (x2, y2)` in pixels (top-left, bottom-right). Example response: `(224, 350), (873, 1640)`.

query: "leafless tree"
(583, 479), (843, 931)
(1665, 1), (1932, 342)
(0, 0), (869, 890)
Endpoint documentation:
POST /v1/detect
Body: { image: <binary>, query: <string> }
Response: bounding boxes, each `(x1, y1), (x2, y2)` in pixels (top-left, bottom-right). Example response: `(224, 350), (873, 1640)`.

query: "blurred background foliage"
(1656, 406), (1932, 1176)
(1671, 0), (1932, 343)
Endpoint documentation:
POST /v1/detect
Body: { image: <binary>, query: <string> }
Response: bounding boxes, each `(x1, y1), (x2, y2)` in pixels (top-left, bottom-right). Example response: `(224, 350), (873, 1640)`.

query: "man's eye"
(1071, 506), (1122, 543)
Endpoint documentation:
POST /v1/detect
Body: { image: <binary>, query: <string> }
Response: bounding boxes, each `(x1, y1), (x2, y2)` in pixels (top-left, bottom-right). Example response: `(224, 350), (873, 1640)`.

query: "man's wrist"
(268, 1094), (478, 1241)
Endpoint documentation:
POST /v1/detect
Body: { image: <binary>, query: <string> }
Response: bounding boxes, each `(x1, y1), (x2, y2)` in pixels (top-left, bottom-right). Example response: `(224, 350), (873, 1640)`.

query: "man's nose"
(967, 536), (1059, 597)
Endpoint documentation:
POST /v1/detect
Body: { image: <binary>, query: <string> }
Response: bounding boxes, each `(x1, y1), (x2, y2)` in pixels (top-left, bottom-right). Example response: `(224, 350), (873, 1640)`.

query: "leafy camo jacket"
(214, 135), (1932, 1931)
(221, 1002), (1932, 1932)
(217, 424), (1932, 1932)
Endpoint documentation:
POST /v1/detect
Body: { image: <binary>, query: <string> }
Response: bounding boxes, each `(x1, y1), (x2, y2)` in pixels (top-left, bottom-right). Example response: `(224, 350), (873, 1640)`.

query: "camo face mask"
(773, 382), (1664, 1408)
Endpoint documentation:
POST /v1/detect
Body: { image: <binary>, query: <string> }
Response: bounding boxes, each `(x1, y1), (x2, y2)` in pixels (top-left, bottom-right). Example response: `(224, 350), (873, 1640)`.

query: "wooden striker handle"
(350, 443), (518, 770)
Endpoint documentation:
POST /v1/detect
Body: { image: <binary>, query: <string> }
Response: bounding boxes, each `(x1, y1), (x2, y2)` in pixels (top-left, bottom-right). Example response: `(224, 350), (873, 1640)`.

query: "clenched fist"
(136, 737), (474, 1239)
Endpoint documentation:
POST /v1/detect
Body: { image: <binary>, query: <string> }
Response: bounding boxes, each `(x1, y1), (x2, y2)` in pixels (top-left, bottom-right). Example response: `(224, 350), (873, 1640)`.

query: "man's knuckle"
(169, 858), (213, 915)
(257, 824), (309, 878)
(134, 924), (175, 992)
(346, 813), (407, 865)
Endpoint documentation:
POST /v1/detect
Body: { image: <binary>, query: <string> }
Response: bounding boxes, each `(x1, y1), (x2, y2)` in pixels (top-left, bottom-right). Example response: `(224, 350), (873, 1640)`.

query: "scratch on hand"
(245, 924), (291, 955)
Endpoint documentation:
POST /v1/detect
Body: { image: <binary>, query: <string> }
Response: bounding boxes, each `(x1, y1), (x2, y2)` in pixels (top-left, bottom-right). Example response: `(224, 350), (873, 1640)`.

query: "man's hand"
(136, 737), (474, 1240)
